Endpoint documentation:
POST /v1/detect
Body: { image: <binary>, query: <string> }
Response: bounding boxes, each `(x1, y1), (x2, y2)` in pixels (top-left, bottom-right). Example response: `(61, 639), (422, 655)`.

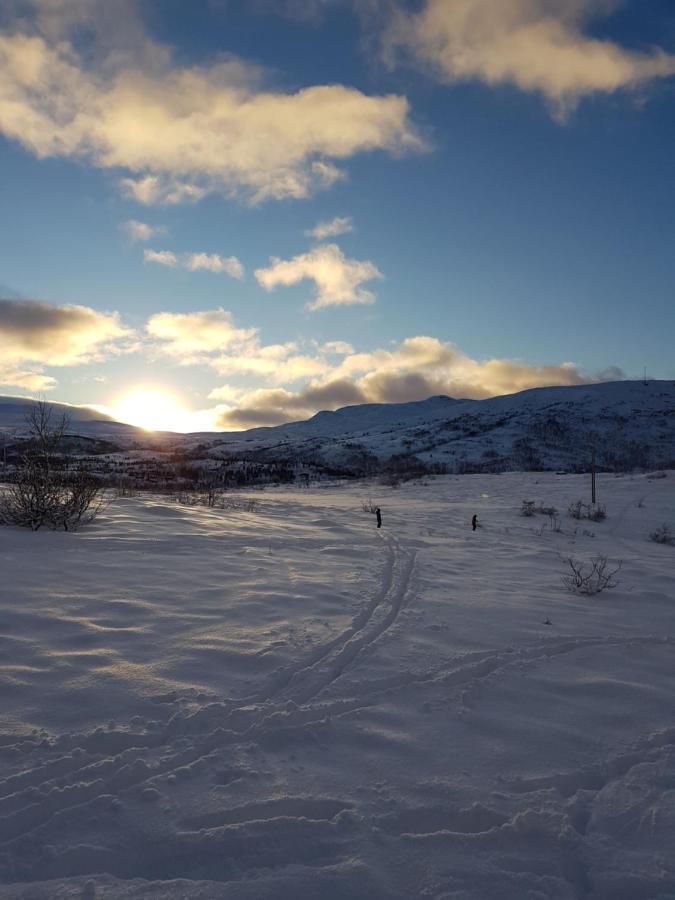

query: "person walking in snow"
(471, 514), (478, 531)
(376, 507), (382, 528)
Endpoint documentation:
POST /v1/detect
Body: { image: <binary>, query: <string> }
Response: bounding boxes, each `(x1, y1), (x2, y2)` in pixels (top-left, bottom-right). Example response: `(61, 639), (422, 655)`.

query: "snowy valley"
(1, 468), (674, 898)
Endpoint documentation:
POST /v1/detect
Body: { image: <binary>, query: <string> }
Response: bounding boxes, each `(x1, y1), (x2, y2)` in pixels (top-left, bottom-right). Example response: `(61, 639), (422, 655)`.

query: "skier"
(376, 507), (382, 528)
(471, 514), (478, 531)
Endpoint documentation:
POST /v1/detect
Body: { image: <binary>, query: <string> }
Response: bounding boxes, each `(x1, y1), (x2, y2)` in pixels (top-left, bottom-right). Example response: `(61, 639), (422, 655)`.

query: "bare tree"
(0, 401), (104, 531)
(561, 556), (622, 595)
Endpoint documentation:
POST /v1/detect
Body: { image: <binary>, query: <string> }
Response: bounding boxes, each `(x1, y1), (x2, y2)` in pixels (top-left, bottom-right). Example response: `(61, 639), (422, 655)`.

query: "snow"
(1, 471), (674, 898)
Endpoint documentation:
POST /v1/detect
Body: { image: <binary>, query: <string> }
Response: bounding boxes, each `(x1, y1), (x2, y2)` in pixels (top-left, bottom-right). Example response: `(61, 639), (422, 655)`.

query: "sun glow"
(110, 388), (197, 433)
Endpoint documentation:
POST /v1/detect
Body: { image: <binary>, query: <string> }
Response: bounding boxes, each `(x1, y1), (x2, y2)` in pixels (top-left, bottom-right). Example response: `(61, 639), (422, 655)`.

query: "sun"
(110, 388), (194, 433)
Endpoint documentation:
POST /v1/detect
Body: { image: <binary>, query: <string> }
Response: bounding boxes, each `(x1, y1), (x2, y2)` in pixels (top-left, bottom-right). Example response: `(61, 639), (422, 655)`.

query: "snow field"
(1, 471), (674, 898)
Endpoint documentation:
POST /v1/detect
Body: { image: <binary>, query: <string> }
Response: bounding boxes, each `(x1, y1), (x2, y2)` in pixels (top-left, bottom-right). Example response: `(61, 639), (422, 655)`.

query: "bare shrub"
(520, 500), (536, 517)
(568, 500), (606, 522)
(561, 556), (622, 595)
(114, 478), (138, 498)
(220, 496), (258, 512)
(362, 499), (379, 514)
(568, 500), (584, 520)
(650, 524), (675, 546)
(203, 482), (225, 508)
(588, 504), (607, 522)
(0, 402), (104, 531)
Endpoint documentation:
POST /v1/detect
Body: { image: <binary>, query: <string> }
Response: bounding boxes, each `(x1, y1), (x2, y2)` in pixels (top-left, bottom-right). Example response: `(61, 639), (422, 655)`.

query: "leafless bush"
(203, 483), (225, 508)
(588, 504), (607, 522)
(568, 500), (606, 522)
(650, 524), (675, 546)
(520, 500), (536, 516)
(220, 496), (258, 512)
(175, 489), (201, 506)
(561, 556), (622, 595)
(548, 510), (562, 532)
(114, 478), (138, 498)
(362, 499), (379, 514)
(0, 402), (104, 531)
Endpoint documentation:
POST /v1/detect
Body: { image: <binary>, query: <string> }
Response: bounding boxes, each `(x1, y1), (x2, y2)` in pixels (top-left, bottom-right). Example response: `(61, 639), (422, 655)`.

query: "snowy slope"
(0, 397), (163, 446)
(1, 472), (675, 897)
(203, 380), (675, 473)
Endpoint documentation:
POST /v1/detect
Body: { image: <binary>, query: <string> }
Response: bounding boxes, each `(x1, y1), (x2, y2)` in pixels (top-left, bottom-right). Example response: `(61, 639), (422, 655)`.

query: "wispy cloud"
(184, 253), (244, 279)
(306, 216), (353, 240)
(0, 297), (133, 390)
(0, 5), (422, 204)
(255, 243), (383, 310)
(144, 249), (179, 268)
(384, 0), (675, 117)
(144, 249), (244, 279)
(121, 219), (165, 242)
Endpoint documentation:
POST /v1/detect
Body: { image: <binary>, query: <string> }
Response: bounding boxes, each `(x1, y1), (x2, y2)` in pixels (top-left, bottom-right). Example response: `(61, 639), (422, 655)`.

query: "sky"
(1, 0), (674, 432)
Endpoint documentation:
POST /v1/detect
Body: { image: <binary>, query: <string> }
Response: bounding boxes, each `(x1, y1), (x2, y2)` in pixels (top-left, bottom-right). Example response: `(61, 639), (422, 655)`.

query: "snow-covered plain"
(1, 472), (674, 899)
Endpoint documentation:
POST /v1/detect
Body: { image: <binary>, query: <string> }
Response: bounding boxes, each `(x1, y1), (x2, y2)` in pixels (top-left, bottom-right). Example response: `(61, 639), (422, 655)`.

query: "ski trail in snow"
(0, 533), (417, 857)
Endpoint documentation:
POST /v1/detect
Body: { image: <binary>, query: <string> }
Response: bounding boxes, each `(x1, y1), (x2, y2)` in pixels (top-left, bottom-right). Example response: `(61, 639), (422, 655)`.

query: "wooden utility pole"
(591, 446), (596, 506)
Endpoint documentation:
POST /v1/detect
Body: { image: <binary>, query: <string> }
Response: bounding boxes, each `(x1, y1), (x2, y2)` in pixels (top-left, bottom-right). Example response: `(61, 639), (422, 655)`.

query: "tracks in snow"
(0, 535), (417, 876)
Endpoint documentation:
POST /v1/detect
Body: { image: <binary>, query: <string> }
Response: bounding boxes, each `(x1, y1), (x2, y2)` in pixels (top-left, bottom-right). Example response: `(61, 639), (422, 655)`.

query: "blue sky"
(1, 0), (674, 430)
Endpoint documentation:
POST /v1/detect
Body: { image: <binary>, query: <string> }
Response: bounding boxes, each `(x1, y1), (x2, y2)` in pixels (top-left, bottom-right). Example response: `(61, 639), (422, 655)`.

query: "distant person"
(376, 507), (382, 529)
(471, 514), (478, 531)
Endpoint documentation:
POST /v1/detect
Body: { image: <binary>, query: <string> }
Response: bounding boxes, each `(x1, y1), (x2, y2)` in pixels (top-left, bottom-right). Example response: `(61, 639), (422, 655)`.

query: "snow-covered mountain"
(202, 380), (675, 473)
(1, 380), (674, 473)
(0, 396), (151, 445)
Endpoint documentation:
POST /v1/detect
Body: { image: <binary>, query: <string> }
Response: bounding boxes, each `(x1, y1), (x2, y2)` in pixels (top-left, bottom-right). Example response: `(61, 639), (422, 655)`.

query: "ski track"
(0, 534), (419, 881)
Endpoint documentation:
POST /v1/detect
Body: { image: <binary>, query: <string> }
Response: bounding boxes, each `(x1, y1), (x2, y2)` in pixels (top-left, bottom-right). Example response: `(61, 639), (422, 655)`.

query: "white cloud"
(0, 9), (422, 204)
(185, 253), (244, 279)
(143, 249), (244, 278)
(321, 340), (354, 355)
(146, 308), (330, 382)
(146, 309), (256, 362)
(255, 243), (383, 310)
(121, 219), (164, 242)
(0, 367), (57, 392)
(144, 249), (178, 268)
(120, 176), (208, 206)
(385, 0), (675, 116)
(306, 216), (353, 240)
(0, 297), (133, 390)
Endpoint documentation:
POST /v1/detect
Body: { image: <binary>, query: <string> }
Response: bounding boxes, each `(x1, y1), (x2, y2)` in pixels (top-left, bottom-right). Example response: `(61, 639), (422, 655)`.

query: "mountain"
(201, 380), (675, 474)
(1, 380), (674, 474)
(0, 396), (149, 445)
